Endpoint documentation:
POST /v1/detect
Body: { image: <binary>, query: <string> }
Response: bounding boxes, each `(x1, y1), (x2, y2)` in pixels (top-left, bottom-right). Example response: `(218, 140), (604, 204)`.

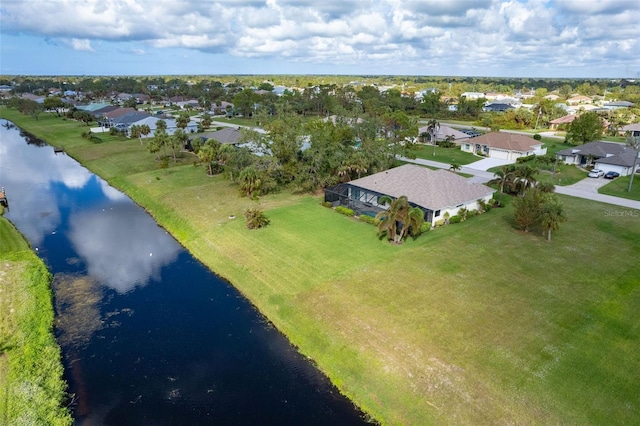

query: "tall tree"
(197, 139), (218, 175)
(539, 196), (567, 241)
(566, 112), (604, 145)
(626, 135), (640, 192)
(512, 188), (542, 232)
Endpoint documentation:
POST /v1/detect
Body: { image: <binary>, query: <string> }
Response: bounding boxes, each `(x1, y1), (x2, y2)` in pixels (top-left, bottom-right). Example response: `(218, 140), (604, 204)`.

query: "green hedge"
(358, 214), (378, 225)
(335, 206), (355, 217)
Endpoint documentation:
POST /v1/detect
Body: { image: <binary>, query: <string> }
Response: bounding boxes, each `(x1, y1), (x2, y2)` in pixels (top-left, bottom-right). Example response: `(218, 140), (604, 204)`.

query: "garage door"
(489, 149), (509, 160)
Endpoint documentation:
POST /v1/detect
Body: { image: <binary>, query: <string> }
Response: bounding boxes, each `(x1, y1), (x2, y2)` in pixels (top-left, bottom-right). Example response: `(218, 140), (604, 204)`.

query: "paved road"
(400, 156), (640, 209)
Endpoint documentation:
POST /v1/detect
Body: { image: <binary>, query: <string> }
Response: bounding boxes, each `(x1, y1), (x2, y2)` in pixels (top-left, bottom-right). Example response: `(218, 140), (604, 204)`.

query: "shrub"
(358, 214), (378, 225)
(533, 133), (542, 140)
(244, 207), (270, 229)
(335, 206), (355, 217)
(322, 201), (333, 208)
(516, 154), (536, 163)
(419, 222), (431, 234)
(434, 219), (446, 227)
(449, 215), (462, 224)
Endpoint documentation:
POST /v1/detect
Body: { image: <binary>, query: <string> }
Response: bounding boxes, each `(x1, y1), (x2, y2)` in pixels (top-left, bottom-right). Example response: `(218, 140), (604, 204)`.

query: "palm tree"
(514, 165), (538, 196)
(197, 141), (217, 175)
(426, 119), (440, 156)
(540, 196), (566, 241)
(238, 166), (262, 199)
(375, 195), (424, 243)
(449, 162), (461, 172)
(626, 135), (640, 192)
(488, 165), (516, 206)
(244, 207), (270, 229)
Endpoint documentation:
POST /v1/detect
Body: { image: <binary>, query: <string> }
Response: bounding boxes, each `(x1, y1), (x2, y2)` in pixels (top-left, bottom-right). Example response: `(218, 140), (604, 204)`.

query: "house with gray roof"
(556, 141), (640, 176)
(460, 132), (546, 160)
(620, 123), (640, 137)
(197, 127), (243, 145)
(417, 124), (469, 144)
(324, 164), (495, 227)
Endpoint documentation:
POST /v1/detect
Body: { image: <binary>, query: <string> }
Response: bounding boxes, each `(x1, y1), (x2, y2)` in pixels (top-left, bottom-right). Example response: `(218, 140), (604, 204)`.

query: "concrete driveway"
(466, 157), (515, 171)
(564, 176), (612, 193)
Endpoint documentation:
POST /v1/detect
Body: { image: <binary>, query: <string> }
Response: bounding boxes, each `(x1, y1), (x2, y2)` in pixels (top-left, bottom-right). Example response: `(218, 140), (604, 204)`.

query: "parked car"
(604, 171), (620, 179)
(461, 129), (482, 138)
(588, 169), (605, 178)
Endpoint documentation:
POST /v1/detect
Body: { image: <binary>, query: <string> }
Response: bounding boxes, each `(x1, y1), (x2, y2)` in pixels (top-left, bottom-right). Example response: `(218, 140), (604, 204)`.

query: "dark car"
(604, 171), (620, 179)
(461, 129), (482, 138)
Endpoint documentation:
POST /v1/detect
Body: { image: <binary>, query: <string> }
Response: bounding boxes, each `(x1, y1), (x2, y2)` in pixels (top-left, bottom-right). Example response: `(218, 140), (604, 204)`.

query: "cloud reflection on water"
(2, 119), (181, 293)
(67, 202), (180, 293)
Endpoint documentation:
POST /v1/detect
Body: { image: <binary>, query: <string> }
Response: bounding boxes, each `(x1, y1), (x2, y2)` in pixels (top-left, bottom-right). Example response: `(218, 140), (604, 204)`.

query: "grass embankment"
(3, 108), (640, 425)
(0, 217), (72, 426)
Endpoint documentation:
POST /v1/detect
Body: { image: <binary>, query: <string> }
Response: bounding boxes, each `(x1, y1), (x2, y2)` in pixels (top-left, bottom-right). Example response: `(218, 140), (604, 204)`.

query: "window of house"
(435, 210), (441, 217)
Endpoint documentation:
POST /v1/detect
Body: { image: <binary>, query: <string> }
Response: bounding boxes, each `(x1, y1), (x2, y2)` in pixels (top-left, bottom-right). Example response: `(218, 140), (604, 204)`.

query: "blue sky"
(1, 0), (639, 78)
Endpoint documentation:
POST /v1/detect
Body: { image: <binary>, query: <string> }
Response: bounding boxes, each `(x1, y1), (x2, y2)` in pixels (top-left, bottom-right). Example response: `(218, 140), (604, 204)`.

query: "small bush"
(516, 154), (536, 163)
(419, 222), (431, 234)
(358, 214), (378, 225)
(434, 219), (446, 227)
(533, 133), (542, 141)
(335, 206), (355, 217)
(322, 201), (333, 208)
(449, 215), (462, 224)
(244, 207), (270, 229)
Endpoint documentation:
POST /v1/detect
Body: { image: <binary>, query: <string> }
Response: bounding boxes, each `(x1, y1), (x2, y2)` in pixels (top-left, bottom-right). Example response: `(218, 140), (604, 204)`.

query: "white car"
(588, 169), (604, 178)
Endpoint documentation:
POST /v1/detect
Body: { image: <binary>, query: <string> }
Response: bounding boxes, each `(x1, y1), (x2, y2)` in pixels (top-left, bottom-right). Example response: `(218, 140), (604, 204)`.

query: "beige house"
(549, 114), (577, 130)
(324, 164), (495, 227)
(566, 95), (593, 105)
(460, 132), (546, 160)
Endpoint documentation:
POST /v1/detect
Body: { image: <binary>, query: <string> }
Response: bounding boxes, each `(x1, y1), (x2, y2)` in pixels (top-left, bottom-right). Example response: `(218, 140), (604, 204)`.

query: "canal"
(0, 120), (371, 425)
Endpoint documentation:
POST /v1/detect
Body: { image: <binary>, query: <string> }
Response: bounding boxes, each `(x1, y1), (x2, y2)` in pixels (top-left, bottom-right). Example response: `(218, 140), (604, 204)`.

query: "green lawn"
(542, 138), (573, 156)
(406, 144), (480, 165)
(0, 218), (72, 426)
(599, 174), (640, 200)
(3, 108), (640, 425)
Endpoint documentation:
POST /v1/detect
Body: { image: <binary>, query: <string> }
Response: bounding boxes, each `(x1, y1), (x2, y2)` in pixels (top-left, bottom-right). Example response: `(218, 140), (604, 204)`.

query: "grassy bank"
(0, 217), (72, 426)
(3, 108), (640, 424)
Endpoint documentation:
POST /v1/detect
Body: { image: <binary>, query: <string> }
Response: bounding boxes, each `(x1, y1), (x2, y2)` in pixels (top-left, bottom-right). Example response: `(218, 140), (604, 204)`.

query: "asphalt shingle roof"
(470, 132), (540, 152)
(348, 164), (495, 211)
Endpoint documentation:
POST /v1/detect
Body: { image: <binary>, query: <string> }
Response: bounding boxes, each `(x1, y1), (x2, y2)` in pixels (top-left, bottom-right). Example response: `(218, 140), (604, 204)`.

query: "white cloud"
(70, 38), (95, 52)
(0, 0), (638, 77)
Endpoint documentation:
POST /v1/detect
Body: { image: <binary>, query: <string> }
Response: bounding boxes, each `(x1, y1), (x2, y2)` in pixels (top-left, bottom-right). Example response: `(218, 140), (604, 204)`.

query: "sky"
(1, 0), (639, 78)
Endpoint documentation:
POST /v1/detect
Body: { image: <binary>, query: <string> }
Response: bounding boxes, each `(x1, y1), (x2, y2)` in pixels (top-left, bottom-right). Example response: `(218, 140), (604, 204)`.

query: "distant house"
(212, 101), (234, 115)
(460, 92), (485, 100)
(549, 114), (577, 130)
(566, 95), (593, 105)
(197, 127), (244, 145)
(417, 124), (469, 144)
(482, 103), (515, 112)
(460, 132), (546, 160)
(556, 141), (640, 176)
(126, 116), (198, 138)
(109, 111), (152, 131)
(324, 164), (495, 228)
(620, 123), (640, 137)
(544, 94), (561, 101)
(603, 101), (635, 110)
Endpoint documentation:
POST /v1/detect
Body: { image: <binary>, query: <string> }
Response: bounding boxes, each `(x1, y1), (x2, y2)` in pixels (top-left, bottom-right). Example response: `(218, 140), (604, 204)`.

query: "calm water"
(0, 120), (371, 425)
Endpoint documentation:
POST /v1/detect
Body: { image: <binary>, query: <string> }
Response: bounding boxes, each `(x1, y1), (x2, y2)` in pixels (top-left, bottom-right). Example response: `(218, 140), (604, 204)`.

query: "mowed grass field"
(0, 218), (72, 426)
(3, 108), (640, 424)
